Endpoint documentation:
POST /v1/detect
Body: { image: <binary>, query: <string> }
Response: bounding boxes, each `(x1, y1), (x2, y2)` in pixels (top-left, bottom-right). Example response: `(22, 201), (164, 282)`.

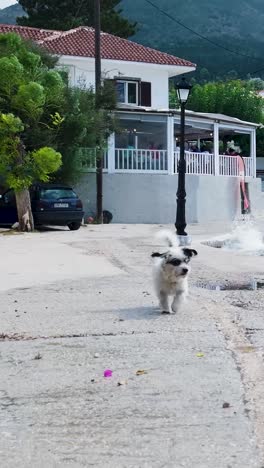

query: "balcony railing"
(175, 151), (215, 176)
(77, 148), (254, 177)
(115, 149), (168, 172)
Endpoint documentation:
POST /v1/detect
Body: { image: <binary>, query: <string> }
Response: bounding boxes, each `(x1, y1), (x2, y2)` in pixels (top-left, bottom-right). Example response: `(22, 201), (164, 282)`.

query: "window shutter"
(140, 82), (152, 107)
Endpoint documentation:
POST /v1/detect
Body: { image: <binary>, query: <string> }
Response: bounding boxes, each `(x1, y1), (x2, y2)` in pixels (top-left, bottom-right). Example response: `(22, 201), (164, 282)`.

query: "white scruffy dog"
(151, 231), (197, 314)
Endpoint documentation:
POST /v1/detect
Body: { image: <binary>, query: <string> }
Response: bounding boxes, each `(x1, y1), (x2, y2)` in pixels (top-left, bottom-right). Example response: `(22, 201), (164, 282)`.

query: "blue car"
(0, 184), (84, 230)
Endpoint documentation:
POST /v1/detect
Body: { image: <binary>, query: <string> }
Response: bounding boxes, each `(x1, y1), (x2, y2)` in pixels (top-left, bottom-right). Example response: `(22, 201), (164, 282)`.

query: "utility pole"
(94, 0), (103, 223)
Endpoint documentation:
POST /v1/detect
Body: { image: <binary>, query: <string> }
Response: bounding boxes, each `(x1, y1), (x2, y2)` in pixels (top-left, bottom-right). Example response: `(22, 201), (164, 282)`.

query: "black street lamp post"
(175, 77), (192, 243)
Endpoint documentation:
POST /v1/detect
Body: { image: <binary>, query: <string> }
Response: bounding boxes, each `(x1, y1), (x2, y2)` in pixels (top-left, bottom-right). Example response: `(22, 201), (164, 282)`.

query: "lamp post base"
(177, 234), (192, 246)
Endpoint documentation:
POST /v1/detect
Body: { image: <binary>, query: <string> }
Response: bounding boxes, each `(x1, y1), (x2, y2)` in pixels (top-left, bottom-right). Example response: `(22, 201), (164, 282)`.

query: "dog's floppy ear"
(183, 248), (198, 258)
(151, 252), (166, 258)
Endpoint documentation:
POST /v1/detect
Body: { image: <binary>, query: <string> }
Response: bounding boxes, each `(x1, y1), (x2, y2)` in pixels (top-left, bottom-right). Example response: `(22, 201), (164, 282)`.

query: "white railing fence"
(115, 149), (167, 172)
(243, 157), (254, 177)
(219, 155), (239, 177)
(174, 151), (215, 176)
(78, 147), (254, 177)
(219, 155), (254, 177)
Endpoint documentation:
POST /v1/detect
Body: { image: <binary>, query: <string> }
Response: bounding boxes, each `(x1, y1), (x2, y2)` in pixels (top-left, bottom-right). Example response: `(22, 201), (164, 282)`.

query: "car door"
(0, 189), (18, 226)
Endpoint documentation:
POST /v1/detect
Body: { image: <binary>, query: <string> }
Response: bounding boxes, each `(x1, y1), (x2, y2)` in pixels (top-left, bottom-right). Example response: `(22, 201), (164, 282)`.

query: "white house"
(1, 24), (263, 223)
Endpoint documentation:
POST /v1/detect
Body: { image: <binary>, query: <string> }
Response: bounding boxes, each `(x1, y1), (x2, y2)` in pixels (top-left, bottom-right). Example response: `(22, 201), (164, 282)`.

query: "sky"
(0, 0), (17, 8)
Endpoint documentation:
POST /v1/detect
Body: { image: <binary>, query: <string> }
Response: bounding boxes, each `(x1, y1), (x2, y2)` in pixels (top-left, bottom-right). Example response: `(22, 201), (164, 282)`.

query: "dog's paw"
(161, 310), (171, 315)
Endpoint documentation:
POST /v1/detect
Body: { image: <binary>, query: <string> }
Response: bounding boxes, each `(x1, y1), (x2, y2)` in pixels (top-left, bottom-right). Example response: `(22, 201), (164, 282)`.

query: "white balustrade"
(174, 151), (214, 175)
(77, 147), (254, 178)
(219, 155), (239, 177)
(114, 149), (168, 172)
(219, 155), (254, 177)
(243, 157), (254, 177)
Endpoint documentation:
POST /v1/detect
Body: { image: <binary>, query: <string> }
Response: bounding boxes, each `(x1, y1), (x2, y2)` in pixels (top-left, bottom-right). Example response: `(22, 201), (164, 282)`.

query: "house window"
(116, 80), (138, 105)
(116, 82), (125, 103)
(112, 79), (152, 107)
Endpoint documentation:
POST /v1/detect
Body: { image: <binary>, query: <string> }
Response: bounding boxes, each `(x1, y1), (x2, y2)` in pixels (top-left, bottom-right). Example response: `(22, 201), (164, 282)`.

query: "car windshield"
(40, 189), (78, 200)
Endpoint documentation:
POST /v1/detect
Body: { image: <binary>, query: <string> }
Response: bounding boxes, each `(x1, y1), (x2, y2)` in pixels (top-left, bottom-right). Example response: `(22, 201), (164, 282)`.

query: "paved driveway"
(0, 223), (264, 467)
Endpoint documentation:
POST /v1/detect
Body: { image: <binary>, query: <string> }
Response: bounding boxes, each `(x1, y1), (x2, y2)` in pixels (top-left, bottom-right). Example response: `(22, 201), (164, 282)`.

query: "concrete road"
(0, 223), (264, 467)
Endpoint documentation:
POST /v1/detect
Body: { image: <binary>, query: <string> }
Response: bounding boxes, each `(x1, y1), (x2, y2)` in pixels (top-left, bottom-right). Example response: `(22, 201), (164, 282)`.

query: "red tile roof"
(0, 24), (195, 68)
(0, 24), (56, 41)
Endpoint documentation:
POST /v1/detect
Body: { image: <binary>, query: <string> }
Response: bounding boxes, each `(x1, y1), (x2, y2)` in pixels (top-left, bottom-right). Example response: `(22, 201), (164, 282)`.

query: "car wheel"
(68, 222), (81, 231)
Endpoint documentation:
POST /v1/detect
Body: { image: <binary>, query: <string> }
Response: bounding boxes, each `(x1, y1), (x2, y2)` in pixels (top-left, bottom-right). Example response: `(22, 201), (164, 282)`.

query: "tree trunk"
(15, 189), (34, 232)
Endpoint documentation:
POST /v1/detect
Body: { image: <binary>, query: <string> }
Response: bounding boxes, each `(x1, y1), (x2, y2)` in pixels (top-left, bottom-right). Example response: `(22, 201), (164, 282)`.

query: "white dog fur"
(151, 231), (197, 314)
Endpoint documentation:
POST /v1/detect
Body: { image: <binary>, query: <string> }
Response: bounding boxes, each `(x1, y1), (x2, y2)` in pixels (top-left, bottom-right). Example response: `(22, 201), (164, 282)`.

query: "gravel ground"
(0, 223), (264, 468)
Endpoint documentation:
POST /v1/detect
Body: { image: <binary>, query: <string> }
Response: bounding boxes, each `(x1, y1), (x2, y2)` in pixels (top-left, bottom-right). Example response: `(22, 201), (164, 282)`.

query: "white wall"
(256, 157), (264, 170)
(76, 174), (264, 224)
(59, 56), (172, 108)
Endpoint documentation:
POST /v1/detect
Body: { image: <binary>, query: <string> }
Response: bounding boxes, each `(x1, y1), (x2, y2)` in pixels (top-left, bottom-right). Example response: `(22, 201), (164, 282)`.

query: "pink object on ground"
(104, 369), (113, 378)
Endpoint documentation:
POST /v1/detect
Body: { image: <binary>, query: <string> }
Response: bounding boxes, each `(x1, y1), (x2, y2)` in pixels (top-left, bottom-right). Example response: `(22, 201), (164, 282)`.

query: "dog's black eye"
(168, 259), (181, 266)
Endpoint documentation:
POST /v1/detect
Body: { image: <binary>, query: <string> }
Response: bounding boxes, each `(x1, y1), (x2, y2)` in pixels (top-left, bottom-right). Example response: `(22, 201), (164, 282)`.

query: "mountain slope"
(122, 0), (264, 43)
(0, 4), (23, 24)
(121, 0), (264, 79)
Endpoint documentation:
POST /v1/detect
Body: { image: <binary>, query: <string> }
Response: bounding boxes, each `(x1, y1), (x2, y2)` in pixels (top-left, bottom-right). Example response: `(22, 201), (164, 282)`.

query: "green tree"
(187, 80), (264, 123)
(199, 68), (210, 84)
(17, 0), (137, 38)
(247, 77), (264, 91)
(0, 113), (61, 230)
(187, 80), (264, 156)
(169, 82), (178, 109)
(55, 81), (117, 185)
(0, 33), (64, 231)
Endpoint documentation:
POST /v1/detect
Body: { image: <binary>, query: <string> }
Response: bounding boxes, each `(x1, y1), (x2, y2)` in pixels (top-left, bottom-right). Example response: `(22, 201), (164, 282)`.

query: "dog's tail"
(156, 230), (179, 248)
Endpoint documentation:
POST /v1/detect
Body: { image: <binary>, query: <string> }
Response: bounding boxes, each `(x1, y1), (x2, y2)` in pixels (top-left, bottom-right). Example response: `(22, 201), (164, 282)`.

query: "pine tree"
(17, 0), (137, 38)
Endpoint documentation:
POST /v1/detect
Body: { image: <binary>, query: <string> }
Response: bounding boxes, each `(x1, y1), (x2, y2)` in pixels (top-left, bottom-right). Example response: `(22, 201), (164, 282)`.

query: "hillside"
(121, 0), (264, 80)
(0, 3), (22, 24)
(1, 1), (264, 80)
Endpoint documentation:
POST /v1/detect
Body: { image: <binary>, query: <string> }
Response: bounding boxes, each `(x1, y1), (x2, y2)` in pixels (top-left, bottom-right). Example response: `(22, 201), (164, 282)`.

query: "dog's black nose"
(182, 268), (188, 275)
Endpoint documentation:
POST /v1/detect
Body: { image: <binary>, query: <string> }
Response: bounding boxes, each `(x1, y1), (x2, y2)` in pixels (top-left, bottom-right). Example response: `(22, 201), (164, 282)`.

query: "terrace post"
(107, 133), (115, 173)
(167, 115), (174, 175)
(214, 122), (219, 176)
(250, 129), (257, 178)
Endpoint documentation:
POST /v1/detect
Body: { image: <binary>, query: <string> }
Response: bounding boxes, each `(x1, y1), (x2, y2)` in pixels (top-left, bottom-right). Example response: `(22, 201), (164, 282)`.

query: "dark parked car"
(0, 184), (84, 230)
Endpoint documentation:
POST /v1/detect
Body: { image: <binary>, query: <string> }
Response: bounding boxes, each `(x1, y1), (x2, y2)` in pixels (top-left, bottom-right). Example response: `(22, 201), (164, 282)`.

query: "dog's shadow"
(116, 306), (162, 321)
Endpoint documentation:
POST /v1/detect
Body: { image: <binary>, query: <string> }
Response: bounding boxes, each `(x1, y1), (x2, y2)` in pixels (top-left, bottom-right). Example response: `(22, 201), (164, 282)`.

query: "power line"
(144, 0), (261, 63)
(248, 66), (264, 77)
